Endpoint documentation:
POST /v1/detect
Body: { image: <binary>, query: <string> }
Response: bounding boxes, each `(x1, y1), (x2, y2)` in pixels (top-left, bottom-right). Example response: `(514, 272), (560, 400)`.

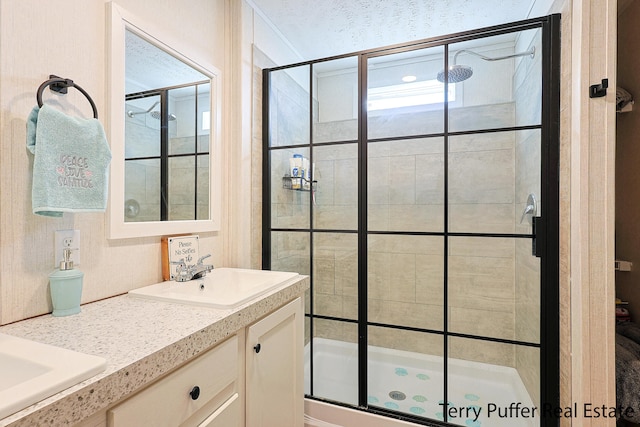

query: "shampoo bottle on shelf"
(49, 247), (84, 317)
(290, 153), (303, 189)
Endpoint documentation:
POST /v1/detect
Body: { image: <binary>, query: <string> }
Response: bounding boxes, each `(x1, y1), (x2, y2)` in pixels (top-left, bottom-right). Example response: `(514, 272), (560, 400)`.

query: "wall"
(240, 0), (305, 272)
(0, 0), (228, 324)
(616, 0), (640, 323)
(565, 0), (618, 423)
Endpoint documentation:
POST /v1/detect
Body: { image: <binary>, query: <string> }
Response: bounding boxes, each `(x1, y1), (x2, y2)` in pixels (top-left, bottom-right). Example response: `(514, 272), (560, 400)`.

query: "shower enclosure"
(124, 81), (210, 222)
(263, 15), (559, 427)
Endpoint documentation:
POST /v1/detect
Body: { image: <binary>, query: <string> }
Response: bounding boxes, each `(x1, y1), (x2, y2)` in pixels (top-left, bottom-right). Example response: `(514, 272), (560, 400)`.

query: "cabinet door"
(246, 297), (303, 427)
(197, 393), (240, 427)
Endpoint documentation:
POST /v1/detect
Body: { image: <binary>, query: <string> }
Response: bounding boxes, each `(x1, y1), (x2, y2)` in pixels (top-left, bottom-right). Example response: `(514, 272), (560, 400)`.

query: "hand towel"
(26, 104), (112, 217)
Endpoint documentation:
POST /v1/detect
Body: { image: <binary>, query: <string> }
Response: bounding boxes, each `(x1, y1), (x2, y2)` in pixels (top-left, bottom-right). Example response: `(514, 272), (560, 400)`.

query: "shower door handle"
(520, 204), (535, 224)
(532, 216), (545, 258)
(520, 193), (537, 224)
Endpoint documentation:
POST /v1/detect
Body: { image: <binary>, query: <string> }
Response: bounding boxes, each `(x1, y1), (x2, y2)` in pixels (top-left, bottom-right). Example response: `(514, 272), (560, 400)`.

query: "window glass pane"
(313, 233), (358, 320)
(196, 154), (209, 220)
(448, 29), (541, 132)
(368, 137), (444, 233)
(125, 95), (160, 158)
(313, 143), (358, 230)
(271, 231), (310, 275)
(124, 158), (159, 222)
(313, 56), (358, 143)
(269, 65), (311, 147)
(448, 337), (540, 425)
(307, 320), (358, 403)
(448, 236), (518, 341)
(448, 130), (540, 235)
(168, 156), (195, 220)
(368, 235), (444, 330)
(515, 238), (540, 344)
(270, 148), (311, 229)
(368, 327), (444, 420)
(167, 86), (195, 155)
(197, 83), (211, 153)
(367, 46), (445, 140)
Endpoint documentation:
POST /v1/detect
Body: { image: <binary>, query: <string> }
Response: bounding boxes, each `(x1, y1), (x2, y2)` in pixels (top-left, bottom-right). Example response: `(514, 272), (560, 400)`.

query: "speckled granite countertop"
(0, 275), (308, 427)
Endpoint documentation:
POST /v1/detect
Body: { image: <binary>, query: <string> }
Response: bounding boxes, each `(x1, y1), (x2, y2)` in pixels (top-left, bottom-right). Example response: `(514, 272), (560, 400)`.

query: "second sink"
(128, 268), (302, 309)
(0, 333), (106, 420)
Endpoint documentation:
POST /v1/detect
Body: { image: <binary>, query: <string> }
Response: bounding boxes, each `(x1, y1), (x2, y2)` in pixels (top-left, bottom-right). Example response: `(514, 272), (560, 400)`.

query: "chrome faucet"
(170, 254), (214, 282)
(190, 254), (214, 279)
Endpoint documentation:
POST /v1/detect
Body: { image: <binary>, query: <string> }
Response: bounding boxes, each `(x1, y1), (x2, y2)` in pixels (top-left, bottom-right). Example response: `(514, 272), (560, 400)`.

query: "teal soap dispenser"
(49, 247), (84, 316)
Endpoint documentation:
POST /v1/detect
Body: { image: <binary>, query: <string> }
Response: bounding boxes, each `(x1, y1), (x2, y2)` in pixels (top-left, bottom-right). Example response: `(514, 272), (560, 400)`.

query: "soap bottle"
(49, 247), (84, 317)
(290, 154), (303, 189)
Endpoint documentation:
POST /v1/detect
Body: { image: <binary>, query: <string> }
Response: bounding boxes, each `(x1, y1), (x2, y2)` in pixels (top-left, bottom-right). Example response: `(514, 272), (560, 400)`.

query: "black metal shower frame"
(263, 14), (560, 427)
(125, 80), (208, 221)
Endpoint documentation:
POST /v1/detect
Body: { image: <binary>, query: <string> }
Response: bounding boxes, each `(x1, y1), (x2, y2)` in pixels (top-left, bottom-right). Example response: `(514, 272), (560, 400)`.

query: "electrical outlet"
(54, 230), (80, 267)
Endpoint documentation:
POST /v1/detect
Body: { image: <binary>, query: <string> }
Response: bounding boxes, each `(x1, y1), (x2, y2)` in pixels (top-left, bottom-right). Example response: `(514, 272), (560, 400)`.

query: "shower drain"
(389, 391), (406, 401)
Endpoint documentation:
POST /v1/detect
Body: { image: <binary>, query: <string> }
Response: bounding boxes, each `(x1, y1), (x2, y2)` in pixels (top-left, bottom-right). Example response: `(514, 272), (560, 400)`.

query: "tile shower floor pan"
(304, 338), (537, 427)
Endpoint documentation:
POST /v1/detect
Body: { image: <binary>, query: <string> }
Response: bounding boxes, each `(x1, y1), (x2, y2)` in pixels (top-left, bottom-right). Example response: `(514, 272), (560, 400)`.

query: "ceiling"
(124, 0), (552, 98)
(125, 30), (208, 97)
(249, 0), (547, 60)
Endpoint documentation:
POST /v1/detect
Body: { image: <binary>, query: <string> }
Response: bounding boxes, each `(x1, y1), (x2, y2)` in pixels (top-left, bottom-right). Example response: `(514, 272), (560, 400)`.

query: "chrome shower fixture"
(149, 110), (177, 121)
(127, 101), (159, 118)
(437, 46), (536, 83)
(127, 101), (176, 121)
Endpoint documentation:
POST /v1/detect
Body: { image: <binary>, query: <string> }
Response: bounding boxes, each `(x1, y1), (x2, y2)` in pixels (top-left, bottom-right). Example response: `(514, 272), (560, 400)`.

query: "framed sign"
(161, 235), (199, 280)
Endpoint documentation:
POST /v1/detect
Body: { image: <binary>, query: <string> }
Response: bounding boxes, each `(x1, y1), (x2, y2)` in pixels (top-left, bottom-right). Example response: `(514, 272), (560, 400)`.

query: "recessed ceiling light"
(402, 75), (417, 82)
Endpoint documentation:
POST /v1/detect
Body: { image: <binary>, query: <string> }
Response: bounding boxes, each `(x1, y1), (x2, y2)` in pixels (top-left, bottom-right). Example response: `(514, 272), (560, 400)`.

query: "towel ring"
(36, 75), (98, 119)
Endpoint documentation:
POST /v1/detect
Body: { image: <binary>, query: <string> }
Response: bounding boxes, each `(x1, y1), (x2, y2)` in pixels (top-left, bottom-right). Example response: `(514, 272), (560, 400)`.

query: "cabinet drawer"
(108, 335), (238, 426)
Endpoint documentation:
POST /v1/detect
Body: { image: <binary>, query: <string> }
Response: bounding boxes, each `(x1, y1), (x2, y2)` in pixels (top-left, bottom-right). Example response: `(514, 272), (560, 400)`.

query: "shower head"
(436, 46), (536, 83)
(126, 101), (176, 121)
(436, 64), (473, 83)
(149, 110), (176, 121)
(127, 101), (159, 118)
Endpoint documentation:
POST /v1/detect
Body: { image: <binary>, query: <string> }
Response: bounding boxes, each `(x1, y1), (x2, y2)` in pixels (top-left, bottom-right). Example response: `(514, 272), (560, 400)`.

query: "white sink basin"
(0, 333), (106, 420)
(129, 268), (302, 309)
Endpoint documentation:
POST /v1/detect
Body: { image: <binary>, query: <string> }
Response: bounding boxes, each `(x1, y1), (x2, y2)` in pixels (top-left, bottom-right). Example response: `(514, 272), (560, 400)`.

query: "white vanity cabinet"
(107, 335), (241, 427)
(71, 294), (305, 427)
(245, 297), (304, 427)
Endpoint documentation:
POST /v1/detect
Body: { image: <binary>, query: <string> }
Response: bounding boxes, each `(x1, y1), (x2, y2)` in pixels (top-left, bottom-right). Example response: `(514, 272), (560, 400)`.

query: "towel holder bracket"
(48, 74), (72, 95)
(36, 75), (98, 119)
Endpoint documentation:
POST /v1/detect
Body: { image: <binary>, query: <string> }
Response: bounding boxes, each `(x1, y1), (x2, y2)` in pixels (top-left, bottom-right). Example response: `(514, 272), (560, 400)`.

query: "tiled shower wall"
(307, 107), (521, 369)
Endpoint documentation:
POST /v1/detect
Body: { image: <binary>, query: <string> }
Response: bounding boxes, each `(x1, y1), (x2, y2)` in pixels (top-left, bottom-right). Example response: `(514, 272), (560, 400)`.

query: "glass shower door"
(365, 45), (447, 420)
(363, 27), (545, 426)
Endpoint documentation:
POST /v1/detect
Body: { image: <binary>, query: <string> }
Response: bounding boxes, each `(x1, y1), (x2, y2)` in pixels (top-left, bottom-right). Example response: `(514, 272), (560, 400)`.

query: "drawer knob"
(254, 343), (261, 353)
(189, 386), (201, 400)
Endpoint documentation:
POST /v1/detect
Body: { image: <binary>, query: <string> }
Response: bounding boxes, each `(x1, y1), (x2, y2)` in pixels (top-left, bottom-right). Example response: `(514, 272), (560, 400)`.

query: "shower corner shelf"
(282, 175), (317, 192)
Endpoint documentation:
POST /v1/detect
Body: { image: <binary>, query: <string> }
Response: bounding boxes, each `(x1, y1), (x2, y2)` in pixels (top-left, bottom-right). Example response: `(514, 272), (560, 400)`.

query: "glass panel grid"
(264, 17), (556, 427)
(307, 320), (359, 404)
(367, 234), (444, 331)
(268, 65), (311, 147)
(313, 233), (358, 321)
(447, 336), (540, 426)
(368, 327), (444, 419)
